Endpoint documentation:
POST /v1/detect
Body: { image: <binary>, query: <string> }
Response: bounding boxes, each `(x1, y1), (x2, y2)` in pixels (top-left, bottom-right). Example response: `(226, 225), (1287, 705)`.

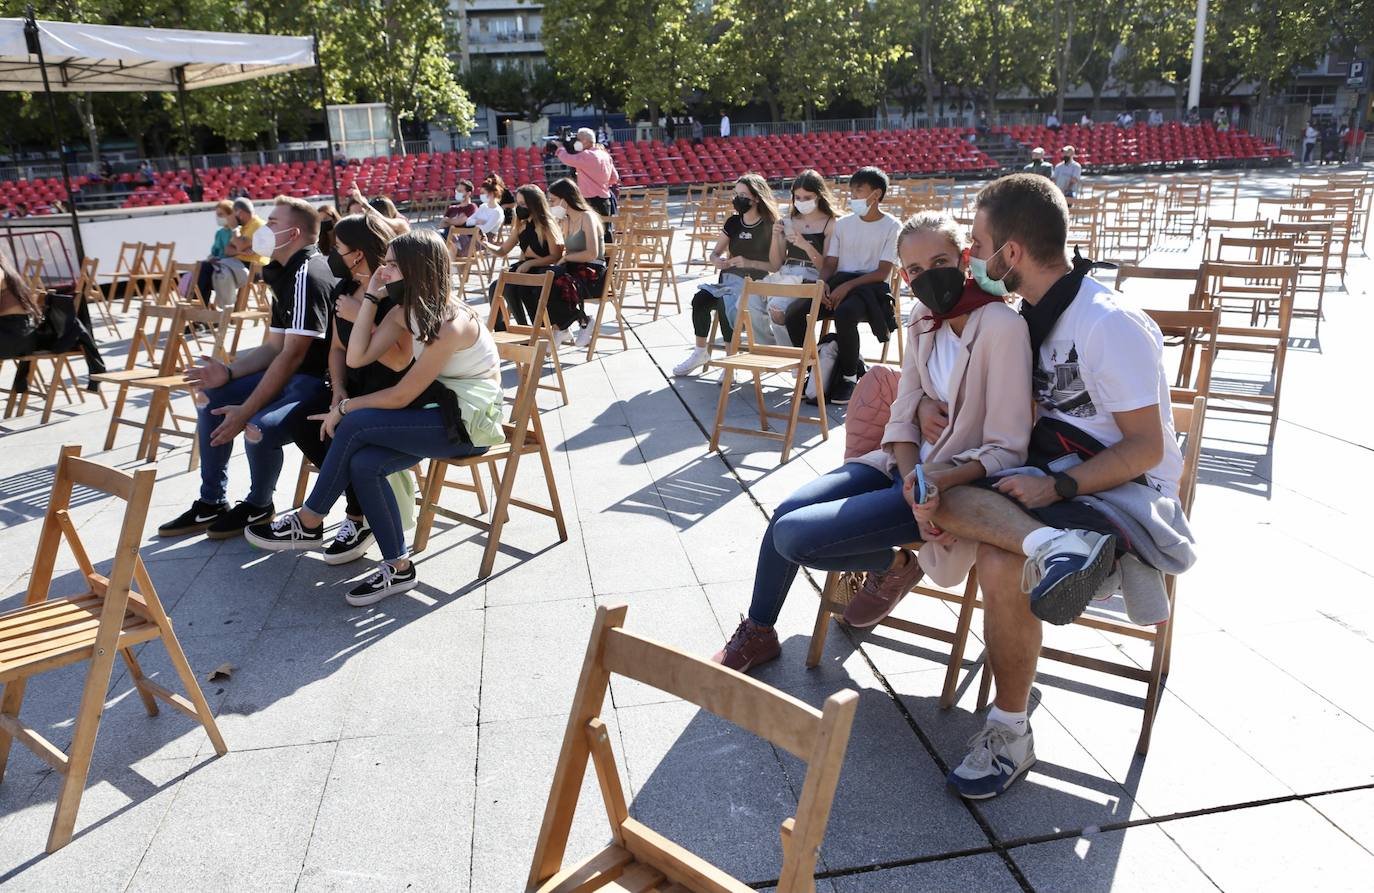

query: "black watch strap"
(363, 292), (384, 304)
(1052, 471), (1079, 499)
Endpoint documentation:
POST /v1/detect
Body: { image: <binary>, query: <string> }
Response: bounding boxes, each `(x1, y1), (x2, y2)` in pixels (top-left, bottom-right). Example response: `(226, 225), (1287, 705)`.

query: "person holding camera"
(555, 127), (619, 241)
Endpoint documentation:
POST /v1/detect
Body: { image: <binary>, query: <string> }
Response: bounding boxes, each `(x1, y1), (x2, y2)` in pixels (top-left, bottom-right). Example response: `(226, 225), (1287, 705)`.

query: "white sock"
(842, 374), (858, 382)
(1020, 526), (1060, 557)
(989, 705), (1029, 735)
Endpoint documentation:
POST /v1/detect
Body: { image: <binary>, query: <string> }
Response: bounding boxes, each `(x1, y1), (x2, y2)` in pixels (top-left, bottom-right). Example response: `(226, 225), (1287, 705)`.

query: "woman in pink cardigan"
(713, 212), (1033, 673)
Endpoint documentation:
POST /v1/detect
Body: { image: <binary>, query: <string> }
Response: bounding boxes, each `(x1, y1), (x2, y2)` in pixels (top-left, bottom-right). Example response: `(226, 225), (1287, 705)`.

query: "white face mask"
(792, 198), (817, 215)
(550, 205), (567, 220)
(455, 190), (467, 202)
(482, 193), (495, 205)
(216, 215), (230, 227)
(252, 223), (291, 257)
(849, 196), (870, 215)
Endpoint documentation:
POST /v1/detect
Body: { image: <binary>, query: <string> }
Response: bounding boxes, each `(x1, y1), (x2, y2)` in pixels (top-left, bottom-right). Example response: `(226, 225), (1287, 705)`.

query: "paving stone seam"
(291, 738), (343, 891)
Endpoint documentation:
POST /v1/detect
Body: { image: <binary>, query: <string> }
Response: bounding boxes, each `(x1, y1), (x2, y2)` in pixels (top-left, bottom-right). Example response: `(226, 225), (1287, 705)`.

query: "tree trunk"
(1091, 79), (1105, 116)
(73, 93), (101, 170)
(919, 0), (938, 117)
(987, 9), (1002, 115)
(1174, 80), (1185, 119)
(1055, 1), (1074, 119)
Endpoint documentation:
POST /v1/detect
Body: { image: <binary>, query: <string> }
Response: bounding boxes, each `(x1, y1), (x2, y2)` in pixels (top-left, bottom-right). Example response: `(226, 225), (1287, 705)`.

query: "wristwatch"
(338, 398), (351, 415)
(1052, 471), (1079, 500)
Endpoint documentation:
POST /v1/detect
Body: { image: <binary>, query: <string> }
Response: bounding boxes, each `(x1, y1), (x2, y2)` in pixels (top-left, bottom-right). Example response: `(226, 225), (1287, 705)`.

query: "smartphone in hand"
(913, 466), (928, 505)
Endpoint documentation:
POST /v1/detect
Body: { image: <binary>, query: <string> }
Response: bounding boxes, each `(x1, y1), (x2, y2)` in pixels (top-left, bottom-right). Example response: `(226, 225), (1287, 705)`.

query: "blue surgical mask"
(968, 243), (1013, 297)
(849, 197), (870, 215)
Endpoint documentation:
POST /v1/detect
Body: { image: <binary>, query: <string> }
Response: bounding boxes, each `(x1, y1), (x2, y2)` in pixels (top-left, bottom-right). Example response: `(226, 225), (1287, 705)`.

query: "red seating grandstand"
(993, 122), (1290, 168)
(0, 124), (1284, 213)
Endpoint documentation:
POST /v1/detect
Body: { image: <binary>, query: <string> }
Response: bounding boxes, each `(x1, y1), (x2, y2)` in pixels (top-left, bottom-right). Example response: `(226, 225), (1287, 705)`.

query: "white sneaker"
(575, 323), (595, 348)
(554, 326), (575, 346)
(947, 720), (1036, 799)
(1021, 529), (1117, 625)
(673, 347), (709, 376)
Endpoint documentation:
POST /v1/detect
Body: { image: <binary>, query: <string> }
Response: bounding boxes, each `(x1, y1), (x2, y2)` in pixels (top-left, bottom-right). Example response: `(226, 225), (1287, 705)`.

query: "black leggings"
(196, 262), (216, 306)
(783, 273), (889, 377)
(2, 309), (105, 390)
(691, 290), (731, 342)
(489, 264), (584, 331)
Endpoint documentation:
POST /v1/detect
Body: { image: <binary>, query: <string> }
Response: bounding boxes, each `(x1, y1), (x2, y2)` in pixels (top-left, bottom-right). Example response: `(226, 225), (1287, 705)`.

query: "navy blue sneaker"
(1022, 530), (1118, 625)
(948, 721), (1036, 799)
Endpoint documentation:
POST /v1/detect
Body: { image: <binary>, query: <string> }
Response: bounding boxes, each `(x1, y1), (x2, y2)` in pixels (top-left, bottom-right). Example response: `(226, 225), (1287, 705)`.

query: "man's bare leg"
(976, 542), (1041, 713)
(929, 484), (1041, 555)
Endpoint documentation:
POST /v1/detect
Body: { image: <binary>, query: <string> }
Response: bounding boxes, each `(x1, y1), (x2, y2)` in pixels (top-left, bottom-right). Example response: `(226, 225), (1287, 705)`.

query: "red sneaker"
(711, 617), (781, 673)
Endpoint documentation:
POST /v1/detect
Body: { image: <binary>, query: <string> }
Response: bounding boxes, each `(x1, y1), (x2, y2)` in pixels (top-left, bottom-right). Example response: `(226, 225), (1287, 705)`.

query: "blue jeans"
(198, 371), (329, 507)
(748, 463), (922, 626)
(303, 407), (487, 561)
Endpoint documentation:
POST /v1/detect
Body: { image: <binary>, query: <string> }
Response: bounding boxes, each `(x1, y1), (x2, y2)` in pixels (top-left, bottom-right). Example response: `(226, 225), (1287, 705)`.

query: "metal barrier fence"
(1, 225), (76, 287)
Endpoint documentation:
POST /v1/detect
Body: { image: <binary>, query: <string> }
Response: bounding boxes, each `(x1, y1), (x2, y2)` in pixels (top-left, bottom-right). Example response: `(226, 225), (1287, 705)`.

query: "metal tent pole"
(24, 8), (85, 266)
(314, 32), (340, 209)
(174, 67), (203, 202)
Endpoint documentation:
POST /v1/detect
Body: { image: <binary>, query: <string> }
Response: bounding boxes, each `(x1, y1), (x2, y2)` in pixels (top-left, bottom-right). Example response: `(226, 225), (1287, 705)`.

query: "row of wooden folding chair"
(806, 392), (1208, 756)
(488, 269), (570, 405)
(528, 603), (857, 893)
(0, 444), (226, 853)
(616, 223), (682, 318)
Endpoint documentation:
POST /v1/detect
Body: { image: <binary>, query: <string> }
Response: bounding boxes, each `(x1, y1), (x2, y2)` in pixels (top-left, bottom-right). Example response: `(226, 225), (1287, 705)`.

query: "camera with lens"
(544, 126), (584, 156)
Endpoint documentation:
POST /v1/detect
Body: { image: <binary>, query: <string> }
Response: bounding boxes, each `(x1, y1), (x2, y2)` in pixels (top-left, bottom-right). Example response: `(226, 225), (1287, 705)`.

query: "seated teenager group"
(157, 167), (1194, 801)
(157, 176), (609, 605)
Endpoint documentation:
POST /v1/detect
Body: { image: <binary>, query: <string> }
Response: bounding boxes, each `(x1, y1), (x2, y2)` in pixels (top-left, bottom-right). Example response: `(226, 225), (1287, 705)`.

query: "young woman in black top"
(481, 184), (566, 331)
(673, 173), (783, 376)
(289, 211), (412, 564)
(769, 169), (839, 346)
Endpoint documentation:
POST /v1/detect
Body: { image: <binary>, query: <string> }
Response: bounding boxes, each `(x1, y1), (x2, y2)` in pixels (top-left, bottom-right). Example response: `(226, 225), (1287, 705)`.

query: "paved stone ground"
(1, 169), (1372, 892)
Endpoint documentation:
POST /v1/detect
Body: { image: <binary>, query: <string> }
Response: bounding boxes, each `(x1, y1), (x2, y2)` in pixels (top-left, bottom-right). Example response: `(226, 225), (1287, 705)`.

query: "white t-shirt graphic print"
(1032, 276), (1183, 497)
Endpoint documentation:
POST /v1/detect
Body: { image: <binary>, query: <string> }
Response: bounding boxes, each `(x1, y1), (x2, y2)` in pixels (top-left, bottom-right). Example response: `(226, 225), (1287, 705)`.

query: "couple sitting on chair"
(157, 195), (504, 605)
(712, 174), (1196, 800)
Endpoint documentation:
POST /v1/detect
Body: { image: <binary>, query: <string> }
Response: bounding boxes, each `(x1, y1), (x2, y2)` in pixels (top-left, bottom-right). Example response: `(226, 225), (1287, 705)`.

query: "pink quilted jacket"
(843, 366), (900, 460)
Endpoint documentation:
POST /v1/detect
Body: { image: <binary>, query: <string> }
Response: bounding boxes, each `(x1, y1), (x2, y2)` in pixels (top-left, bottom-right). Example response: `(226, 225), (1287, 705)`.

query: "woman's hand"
(335, 292), (359, 322)
(365, 266), (391, 297)
(308, 405), (342, 440)
(786, 229), (808, 249)
(330, 387), (347, 410)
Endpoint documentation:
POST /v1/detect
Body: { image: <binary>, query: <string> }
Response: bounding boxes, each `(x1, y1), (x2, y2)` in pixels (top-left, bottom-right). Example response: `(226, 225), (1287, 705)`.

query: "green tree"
(463, 59), (567, 123)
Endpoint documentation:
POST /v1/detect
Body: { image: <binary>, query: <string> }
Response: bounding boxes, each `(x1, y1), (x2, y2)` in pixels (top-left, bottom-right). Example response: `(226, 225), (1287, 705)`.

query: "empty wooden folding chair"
(95, 240), (144, 310)
(1145, 307), (1220, 398)
(583, 247), (629, 361)
(75, 256), (121, 338)
(0, 445), (226, 853)
(1267, 220), (1333, 337)
(527, 603), (858, 893)
(127, 304), (234, 468)
(225, 262), (269, 360)
(1201, 218), (1267, 257)
(1196, 261), (1297, 439)
(709, 280), (829, 464)
(447, 225), (487, 300)
(92, 302), (189, 451)
(487, 269), (569, 405)
(413, 340), (566, 579)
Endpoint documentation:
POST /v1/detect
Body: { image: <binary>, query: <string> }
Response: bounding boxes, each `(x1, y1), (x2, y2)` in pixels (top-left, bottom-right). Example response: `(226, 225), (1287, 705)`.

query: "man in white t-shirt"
(913, 173), (1189, 800)
(719, 113), (731, 138)
(782, 165), (901, 404)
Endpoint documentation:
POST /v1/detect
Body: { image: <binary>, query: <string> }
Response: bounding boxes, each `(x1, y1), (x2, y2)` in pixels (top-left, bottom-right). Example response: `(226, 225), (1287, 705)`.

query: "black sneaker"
(206, 500), (274, 540)
(828, 375), (858, 405)
(323, 518), (374, 566)
(245, 512), (324, 552)
(346, 561), (418, 606)
(158, 499), (228, 538)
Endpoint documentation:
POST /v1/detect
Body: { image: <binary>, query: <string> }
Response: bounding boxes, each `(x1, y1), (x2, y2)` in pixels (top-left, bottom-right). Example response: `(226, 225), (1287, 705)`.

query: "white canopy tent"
(0, 18), (315, 91)
(0, 14), (333, 264)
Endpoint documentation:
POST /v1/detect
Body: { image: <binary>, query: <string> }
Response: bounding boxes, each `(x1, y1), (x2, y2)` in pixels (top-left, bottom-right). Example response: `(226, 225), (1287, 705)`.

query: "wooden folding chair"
(1145, 308), (1219, 398)
(1113, 264), (1204, 309)
(225, 262), (269, 360)
(413, 340), (567, 579)
(708, 280), (829, 464)
(75, 256), (121, 338)
(95, 240), (143, 309)
(488, 269), (569, 405)
(0, 445), (227, 853)
(968, 396), (1210, 754)
(92, 303), (189, 452)
(527, 603), (858, 893)
(1, 267), (107, 425)
(1196, 261), (1297, 439)
(1267, 221), (1333, 337)
(1201, 218), (1267, 257)
(447, 225), (487, 300)
(127, 304), (234, 469)
(583, 247), (629, 362)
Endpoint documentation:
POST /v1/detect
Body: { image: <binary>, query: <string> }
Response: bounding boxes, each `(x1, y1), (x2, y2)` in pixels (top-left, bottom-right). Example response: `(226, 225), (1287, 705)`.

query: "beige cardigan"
(851, 300), (1033, 586)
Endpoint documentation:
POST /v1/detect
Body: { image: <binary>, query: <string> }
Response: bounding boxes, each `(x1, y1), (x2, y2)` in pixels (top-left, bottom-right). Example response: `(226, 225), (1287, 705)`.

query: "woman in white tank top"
(246, 229), (504, 606)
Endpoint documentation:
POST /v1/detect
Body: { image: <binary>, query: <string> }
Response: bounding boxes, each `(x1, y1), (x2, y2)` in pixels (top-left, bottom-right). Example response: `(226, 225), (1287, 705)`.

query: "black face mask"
(515, 205), (530, 220)
(910, 266), (966, 315)
(327, 248), (353, 280)
(731, 195), (753, 214)
(384, 279), (406, 304)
